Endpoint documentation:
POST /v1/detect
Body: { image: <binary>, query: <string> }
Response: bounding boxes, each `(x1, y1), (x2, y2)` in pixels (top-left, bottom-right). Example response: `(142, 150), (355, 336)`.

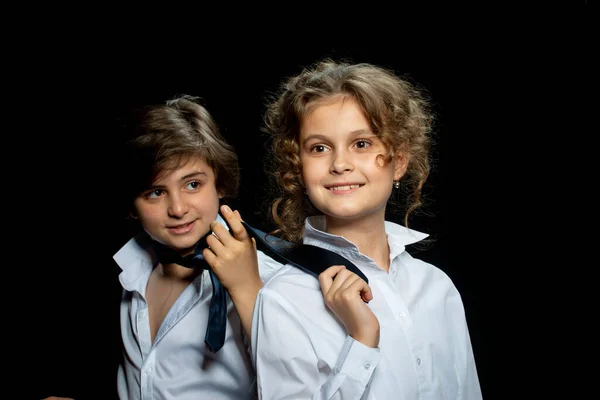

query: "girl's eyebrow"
(301, 134), (328, 146)
(302, 129), (373, 146)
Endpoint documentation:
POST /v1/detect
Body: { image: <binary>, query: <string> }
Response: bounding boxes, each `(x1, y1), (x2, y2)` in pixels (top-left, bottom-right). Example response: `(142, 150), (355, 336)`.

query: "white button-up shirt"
(114, 215), (282, 400)
(252, 216), (482, 399)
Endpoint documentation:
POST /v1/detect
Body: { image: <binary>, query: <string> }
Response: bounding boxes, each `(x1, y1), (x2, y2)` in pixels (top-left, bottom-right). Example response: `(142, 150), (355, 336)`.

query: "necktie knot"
(182, 252), (208, 269)
(151, 232), (210, 269)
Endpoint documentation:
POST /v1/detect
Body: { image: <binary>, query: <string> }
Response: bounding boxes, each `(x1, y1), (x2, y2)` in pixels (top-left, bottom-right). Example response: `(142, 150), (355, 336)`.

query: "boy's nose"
(167, 194), (189, 217)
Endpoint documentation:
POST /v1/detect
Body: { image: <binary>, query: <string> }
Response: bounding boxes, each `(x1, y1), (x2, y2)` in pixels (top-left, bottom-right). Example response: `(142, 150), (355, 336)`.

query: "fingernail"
(222, 205), (231, 213)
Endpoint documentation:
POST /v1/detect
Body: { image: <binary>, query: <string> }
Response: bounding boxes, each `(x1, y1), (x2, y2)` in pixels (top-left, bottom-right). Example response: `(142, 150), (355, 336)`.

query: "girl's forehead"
(305, 94), (352, 114)
(301, 98), (369, 132)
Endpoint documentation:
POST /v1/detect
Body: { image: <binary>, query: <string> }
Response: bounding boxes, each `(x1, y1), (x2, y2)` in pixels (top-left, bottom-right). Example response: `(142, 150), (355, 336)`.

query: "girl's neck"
(324, 214), (391, 273)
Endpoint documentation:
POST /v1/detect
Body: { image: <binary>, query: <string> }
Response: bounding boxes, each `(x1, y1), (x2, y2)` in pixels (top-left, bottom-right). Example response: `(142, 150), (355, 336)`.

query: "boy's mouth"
(168, 220), (196, 234)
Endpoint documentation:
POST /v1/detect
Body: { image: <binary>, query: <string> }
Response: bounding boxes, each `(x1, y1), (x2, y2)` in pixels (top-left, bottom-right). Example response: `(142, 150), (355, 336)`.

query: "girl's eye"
(355, 140), (371, 149)
(310, 144), (329, 153)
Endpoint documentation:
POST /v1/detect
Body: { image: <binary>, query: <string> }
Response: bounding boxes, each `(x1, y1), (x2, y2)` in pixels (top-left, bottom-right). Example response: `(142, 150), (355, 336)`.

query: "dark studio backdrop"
(28, 42), (492, 399)
(16, 8), (595, 397)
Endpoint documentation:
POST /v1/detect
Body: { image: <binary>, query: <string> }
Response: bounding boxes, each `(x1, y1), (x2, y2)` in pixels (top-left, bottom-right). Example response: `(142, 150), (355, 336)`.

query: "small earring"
(393, 180), (400, 189)
(129, 211), (138, 220)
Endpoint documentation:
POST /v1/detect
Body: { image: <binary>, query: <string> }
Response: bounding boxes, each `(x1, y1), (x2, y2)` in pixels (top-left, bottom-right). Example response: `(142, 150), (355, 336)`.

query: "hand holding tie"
(319, 265), (380, 348)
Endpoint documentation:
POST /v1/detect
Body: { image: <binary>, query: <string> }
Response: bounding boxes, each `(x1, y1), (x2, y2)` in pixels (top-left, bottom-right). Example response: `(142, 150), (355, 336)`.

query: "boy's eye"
(145, 189), (163, 199)
(186, 181), (201, 190)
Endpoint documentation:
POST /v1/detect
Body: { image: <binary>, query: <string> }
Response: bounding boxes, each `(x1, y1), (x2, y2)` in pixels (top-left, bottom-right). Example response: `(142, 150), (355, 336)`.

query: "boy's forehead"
(163, 153), (210, 170)
(154, 155), (213, 183)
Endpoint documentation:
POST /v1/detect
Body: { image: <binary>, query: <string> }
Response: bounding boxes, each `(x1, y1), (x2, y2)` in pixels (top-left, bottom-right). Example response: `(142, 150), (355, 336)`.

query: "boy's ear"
(128, 206), (139, 220)
(393, 149), (410, 181)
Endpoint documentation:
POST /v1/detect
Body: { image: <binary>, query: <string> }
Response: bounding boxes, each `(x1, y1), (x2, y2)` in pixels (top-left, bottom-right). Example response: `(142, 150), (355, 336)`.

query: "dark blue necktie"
(240, 221), (368, 283)
(151, 230), (226, 353)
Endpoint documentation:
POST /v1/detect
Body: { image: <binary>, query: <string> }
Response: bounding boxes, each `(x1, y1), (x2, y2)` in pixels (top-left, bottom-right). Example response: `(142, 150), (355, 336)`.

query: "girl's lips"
(326, 183), (364, 194)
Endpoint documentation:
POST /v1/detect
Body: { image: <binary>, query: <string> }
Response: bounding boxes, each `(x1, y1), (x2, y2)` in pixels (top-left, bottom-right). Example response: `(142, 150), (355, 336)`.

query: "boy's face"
(133, 155), (221, 256)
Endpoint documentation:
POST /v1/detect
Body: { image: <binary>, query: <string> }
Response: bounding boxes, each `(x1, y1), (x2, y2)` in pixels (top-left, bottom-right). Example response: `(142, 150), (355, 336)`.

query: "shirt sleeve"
(463, 327), (483, 400)
(251, 286), (382, 400)
(448, 285), (483, 400)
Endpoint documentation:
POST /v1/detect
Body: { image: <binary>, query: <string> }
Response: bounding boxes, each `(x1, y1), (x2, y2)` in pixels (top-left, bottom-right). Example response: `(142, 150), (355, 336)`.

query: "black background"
(23, 12), (592, 399)
(33, 43), (479, 399)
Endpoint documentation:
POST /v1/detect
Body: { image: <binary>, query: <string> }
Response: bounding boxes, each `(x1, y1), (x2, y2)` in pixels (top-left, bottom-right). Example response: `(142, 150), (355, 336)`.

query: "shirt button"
(416, 357), (421, 366)
(364, 363), (371, 370)
(399, 312), (405, 317)
(144, 364), (152, 373)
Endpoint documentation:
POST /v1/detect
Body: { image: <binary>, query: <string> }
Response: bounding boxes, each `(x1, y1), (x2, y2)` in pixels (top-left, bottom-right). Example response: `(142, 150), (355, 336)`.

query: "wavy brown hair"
(263, 59), (434, 243)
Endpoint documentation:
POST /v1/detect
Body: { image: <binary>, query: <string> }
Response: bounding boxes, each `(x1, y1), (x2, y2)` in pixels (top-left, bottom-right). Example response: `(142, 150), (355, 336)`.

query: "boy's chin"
(155, 237), (200, 254)
(176, 230), (211, 253)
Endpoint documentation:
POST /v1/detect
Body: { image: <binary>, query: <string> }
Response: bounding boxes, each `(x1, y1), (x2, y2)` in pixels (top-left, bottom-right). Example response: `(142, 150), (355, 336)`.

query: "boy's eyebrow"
(150, 171), (208, 188)
(180, 171), (208, 181)
(302, 129), (373, 145)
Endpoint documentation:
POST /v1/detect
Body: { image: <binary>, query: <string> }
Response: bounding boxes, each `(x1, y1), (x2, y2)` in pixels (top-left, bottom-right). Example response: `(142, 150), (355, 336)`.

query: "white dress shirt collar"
(303, 214), (429, 260)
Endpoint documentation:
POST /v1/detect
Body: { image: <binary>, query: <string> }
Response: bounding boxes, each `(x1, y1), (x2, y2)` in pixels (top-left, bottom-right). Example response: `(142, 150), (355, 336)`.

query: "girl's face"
(299, 96), (407, 225)
(133, 155), (221, 256)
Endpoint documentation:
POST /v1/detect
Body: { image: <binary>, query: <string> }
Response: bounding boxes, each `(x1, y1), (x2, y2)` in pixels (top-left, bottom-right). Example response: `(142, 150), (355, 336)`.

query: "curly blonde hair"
(263, 59), (434, 243)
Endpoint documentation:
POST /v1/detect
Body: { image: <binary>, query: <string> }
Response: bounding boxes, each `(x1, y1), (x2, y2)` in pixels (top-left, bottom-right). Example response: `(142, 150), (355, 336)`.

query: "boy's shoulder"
(113, 233), (153, 270)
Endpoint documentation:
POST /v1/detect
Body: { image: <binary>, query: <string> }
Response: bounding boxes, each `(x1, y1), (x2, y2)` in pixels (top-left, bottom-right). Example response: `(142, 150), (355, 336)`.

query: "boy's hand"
(203, 205), (263, 339)
(203, 205), (263, 299)
(42, 397), (75, 400)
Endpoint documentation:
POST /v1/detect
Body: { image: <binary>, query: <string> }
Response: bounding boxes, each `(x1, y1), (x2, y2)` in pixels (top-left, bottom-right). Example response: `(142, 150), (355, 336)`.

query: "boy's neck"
(158, 262), (201, 281)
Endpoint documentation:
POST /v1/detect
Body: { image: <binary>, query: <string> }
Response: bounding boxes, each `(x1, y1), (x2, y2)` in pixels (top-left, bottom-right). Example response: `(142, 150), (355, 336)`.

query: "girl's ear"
(393, 149), (410, 181)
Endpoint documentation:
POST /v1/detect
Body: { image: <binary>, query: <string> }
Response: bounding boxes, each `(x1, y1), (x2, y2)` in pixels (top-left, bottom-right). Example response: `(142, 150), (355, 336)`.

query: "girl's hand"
(319, 265), (380, 348)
